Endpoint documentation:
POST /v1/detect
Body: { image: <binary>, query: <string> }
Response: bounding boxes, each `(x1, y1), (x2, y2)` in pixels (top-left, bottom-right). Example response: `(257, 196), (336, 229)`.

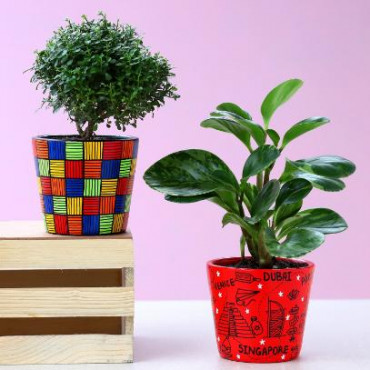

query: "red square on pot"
(65, 160), (83, 178)
(54, 215), (68, 234)
(117, 178), (129, 195)
(103, 141), (123, 160)
(83, 197), (99, 215)
(40, 177), (52, 195)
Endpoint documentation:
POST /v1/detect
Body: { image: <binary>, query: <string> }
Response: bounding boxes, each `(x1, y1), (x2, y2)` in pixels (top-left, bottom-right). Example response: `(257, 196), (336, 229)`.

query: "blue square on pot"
(114, 195), (126, 213)
(43, 195), (53, 214)
(102, 160), (121, 179)
(66, 179), (84, 197)
(48, 141), (66, 160)
(83, 215), (100, 235)
(132, 140), (139, 159)
(34, 157), (40, 176)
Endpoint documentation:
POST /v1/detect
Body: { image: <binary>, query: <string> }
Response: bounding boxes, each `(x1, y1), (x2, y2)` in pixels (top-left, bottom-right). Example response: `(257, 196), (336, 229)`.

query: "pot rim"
(207, 256), (314, 271)
(32, 134), (138, 142)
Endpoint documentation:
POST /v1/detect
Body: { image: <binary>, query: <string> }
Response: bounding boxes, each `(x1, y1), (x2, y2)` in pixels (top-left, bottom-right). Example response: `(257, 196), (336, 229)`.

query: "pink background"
(0, 1), (368, 299)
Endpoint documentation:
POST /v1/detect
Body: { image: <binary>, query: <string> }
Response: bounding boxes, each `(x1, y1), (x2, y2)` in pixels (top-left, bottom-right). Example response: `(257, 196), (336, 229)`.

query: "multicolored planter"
(207, 257), (314, 363)
(33, 135), (138, 235)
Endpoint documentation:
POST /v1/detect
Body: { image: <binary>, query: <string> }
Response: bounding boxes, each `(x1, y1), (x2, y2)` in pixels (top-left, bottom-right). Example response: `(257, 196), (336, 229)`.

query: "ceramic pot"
(32, 135), (138, 235)
(207, 257), (314, 363)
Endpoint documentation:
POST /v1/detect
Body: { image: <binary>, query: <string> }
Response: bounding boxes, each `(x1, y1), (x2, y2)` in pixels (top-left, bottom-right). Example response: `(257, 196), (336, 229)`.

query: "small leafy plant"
(29, 13), (179, 140)
(144, 79), (356, 268)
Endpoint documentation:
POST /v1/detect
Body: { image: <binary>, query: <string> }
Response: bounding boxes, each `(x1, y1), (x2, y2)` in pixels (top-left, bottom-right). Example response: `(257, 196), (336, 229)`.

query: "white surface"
(1, 300), (369, 369)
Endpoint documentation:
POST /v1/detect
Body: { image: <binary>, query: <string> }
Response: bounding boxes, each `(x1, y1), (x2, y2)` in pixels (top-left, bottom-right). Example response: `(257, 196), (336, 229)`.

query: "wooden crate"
(0, 221), (134, 365)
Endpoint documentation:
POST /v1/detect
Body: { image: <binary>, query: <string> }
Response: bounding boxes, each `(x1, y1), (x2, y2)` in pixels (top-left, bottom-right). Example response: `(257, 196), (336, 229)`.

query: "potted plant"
(144, 79), (355, 363)
(29, 13), (179, 235)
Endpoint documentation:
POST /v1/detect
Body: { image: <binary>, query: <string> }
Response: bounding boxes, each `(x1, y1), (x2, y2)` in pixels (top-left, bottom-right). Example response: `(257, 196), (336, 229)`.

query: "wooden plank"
(0, 220), (132, 240)
(0, 239), (133, 269)
(0, 334), (133, 364)
(0, 287), (134, 317)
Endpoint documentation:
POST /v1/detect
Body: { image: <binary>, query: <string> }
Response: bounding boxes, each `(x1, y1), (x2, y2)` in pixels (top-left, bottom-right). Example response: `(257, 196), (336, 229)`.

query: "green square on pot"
(38, 159), (50, 177)
(124, 194), (132, 212)
(83, 179), (101, 196)
(99, 214), (114, 234)
(66, 142), (83, 160)
(119, 159), (131, 178)
(53, 196), (66, 214)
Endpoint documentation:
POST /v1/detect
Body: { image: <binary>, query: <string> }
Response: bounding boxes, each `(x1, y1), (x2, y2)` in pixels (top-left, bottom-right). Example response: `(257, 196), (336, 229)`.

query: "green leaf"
(261, 79), (303, 128)
(251, 180), (280, 221)
(241, 181), (259, 209)
(204, 109), (265, 147)
(200, 118), (251, 150)
(278, 208), (348, 238)
(240, 118), (266, 146)
(216, 102), (252, 120)
(242, 145), (280, 178)
(294, 156), (356, 178)
(213, 190), (239, 213)
(281, 117), (330, 149)
(222, 213), (257, 237)
(144, 149), (239, 197)
(165, 193), (215, 203)
(266, 228), (325, 258)
(274, 200), (303, 226)
(266, 129), (280, 146)
(275, 178), (312, 208)
(280, 159), (345, 192)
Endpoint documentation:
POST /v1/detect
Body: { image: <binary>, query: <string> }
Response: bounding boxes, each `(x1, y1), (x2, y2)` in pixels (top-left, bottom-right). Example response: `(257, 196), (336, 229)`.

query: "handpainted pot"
(207, 257), (314, 363)
(32, 135), (138, 235)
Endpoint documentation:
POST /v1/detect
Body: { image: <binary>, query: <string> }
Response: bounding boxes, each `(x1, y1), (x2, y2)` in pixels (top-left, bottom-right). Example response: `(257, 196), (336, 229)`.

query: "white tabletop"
(3, 300), (369, 370)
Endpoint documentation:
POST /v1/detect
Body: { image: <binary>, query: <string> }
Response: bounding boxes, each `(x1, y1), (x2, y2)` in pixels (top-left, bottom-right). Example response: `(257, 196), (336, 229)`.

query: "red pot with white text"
(207, 257), (314, 363)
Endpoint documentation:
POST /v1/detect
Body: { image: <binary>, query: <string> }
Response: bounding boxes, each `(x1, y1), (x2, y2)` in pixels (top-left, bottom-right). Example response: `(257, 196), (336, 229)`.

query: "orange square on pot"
(35, 140), (49, 159)
(122, 141), (134, 159)
(100, 196), (115, 214)
(51, 178), (65, 196)
(84, 161), (102, 178)
(67, 216), (82, 235)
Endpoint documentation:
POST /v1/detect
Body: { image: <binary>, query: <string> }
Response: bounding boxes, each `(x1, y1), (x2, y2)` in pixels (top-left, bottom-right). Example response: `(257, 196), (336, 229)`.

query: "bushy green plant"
(144, 79), (356, 268)
(29, 12), (179, 139)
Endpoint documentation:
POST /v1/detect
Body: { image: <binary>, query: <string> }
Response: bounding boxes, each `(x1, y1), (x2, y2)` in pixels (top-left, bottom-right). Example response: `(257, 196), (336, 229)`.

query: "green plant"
(29, 12), (179, 139)
(144, 79), (356, 268)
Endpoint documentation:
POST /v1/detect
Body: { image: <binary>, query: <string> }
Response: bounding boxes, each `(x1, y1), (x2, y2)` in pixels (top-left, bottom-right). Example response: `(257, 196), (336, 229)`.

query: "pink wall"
(0, 0), (368, 299)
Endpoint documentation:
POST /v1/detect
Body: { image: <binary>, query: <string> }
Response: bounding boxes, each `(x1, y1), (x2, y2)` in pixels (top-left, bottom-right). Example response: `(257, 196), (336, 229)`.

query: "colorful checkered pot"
(32, 135), (138, 235)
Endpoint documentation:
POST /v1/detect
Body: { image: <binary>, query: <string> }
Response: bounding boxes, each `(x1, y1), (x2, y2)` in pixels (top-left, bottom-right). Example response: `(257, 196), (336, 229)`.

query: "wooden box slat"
(0, 239), (133, 270)
(0, 287), (134, 318)
(0, 334), (133, 365)
(0, 221), (134, 364)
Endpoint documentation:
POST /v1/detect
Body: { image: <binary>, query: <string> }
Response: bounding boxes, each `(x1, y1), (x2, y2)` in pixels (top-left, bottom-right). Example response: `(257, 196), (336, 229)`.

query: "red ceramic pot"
(32, 135), (138, 236)
(207, 257), (314, 363)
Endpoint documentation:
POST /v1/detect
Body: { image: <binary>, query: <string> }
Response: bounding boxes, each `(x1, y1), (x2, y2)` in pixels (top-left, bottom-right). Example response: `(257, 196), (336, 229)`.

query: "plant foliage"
(144, 79), (356, 268)
(29, 12), (179, 139)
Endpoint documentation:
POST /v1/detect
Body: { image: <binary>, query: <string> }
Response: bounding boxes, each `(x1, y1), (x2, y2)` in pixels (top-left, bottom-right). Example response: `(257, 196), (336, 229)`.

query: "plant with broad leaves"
(144, 79), (355, 268)
(28, 12), (179, 140)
